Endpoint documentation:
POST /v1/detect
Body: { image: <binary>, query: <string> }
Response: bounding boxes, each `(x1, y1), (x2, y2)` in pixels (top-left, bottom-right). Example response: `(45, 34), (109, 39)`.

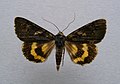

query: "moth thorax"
(55, 32), (66, 47)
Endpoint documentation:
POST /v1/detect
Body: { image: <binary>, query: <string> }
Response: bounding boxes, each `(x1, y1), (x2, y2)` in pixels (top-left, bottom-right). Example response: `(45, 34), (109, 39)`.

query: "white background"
(0, 0), (120, 84)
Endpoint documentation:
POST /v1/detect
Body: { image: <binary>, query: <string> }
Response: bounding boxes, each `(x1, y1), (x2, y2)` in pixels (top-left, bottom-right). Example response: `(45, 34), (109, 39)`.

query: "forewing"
(15, 17), (55, 42)
(65, 41), (97, 65)
(67, 19), (106, 44)
(22, 41), (55, 63)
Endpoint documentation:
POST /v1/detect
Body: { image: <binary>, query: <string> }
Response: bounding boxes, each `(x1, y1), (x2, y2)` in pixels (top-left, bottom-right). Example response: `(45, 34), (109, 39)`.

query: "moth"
(14, 17), (106, 71)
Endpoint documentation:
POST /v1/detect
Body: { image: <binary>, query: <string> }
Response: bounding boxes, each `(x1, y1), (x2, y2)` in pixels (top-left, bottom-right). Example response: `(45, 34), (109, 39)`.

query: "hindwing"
(22, 41), (55, 63)
(65, 42), (97, 65)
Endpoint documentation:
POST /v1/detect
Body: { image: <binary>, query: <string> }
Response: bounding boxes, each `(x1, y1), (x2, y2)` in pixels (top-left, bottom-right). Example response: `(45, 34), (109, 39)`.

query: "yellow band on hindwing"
(42, 43), (49, 54)
(31, 42), (45, 62)
(73, 44), (88, 63)
(71, 44), (78, 55)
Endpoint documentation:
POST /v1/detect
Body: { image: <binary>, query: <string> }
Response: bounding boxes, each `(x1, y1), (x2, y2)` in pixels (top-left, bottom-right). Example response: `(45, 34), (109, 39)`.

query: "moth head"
(57, 32), (64, 36)
(55, 32), (65, 41)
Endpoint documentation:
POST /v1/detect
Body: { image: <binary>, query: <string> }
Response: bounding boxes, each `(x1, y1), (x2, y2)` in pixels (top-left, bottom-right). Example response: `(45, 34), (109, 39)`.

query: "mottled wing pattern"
(15, 17), (55, 62)
(65, 42), (97, 65)
(15, 17), (55, 42)
(66, 19), (106, 65)
(66, 19), (106, 44)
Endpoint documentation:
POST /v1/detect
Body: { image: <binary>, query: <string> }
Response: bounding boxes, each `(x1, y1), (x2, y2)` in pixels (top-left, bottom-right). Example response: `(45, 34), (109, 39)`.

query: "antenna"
(62, 13), (76, 32)
(42, 17), (60, 32)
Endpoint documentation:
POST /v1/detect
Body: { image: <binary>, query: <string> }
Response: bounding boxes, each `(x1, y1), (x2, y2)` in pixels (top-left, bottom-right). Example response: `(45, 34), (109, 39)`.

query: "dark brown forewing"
(65, 41), (97, 65)
(67, 19), (106, 44)
(22, 41), (55, 63)
(15, 17), (55, 42)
